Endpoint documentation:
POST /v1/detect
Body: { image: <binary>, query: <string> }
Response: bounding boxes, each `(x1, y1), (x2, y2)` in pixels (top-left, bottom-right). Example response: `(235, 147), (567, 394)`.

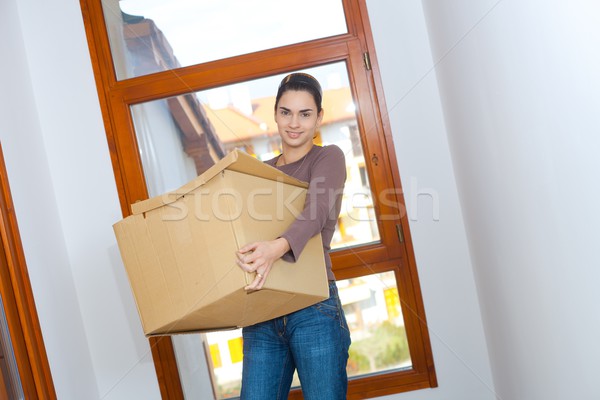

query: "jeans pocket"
(313, 299), (340, 321)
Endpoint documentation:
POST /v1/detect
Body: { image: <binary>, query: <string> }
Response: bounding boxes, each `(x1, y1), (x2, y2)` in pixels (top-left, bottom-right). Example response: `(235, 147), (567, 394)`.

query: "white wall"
(422, 0), (600, 399)
(367, 1), (496, 399)
(0, 0), (99, 399)
(7, 0), (161, 399)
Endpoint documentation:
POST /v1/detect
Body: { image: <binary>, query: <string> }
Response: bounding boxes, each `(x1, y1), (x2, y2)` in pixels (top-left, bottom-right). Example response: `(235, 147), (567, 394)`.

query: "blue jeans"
(241, 281), (351, 400)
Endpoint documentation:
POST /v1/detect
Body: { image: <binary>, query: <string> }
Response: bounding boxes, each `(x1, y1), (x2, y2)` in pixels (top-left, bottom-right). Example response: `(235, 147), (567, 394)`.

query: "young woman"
(235, 73), (351, 399)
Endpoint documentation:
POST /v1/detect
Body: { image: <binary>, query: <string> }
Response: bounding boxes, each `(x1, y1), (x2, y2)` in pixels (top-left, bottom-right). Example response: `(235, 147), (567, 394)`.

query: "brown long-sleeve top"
(265, 144), (346, 280)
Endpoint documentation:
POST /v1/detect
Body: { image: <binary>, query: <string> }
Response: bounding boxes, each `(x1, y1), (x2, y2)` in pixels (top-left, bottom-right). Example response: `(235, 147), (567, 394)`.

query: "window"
(80, 0), (437, 398)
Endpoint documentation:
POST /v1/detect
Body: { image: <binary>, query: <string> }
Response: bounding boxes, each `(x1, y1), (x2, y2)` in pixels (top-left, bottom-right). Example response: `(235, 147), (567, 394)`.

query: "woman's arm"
(280, 145), (346, 262)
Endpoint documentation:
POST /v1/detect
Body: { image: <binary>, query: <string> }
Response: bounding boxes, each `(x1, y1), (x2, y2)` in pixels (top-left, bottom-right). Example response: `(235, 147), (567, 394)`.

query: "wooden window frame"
(79, 0), (437, 398)
(0, 143), (56, 399)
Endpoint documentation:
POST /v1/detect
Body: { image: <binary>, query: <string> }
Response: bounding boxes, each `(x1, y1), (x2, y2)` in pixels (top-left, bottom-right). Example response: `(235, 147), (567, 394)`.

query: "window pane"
(341, 271), (412, 378)
(101, 0), (348, 80)
(205, 330), (243, 399)
(0, 295), (24, 400)
(130, 62), (381, 249)
(171, 334), (215, 399)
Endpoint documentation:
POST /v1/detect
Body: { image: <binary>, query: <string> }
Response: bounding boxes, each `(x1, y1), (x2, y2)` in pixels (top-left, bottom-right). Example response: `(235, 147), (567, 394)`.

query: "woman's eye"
(301, 112), (311, 118)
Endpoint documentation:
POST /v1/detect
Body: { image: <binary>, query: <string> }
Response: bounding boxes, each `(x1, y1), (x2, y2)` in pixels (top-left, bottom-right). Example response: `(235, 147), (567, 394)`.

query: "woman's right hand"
(236, 237), (290, 290)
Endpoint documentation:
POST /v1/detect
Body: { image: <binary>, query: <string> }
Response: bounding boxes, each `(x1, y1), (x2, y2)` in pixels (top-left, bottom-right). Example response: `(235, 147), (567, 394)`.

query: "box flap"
(131, 150), (308, 215)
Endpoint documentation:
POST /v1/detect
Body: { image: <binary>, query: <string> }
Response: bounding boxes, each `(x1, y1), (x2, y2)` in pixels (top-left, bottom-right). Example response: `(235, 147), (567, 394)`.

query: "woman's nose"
(289, 114), (300, 127)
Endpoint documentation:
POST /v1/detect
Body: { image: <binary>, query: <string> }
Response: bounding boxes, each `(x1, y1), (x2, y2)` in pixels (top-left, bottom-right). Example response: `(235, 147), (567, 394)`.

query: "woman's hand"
(236, 237), (290, 290)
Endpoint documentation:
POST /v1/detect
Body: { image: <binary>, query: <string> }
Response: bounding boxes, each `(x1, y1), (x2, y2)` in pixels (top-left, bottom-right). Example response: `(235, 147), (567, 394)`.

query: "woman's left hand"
(236, 237), (290, 290)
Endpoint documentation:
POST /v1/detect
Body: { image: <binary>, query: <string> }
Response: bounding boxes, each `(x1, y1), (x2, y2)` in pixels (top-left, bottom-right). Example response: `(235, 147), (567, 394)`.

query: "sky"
(115, 0), (347, 70)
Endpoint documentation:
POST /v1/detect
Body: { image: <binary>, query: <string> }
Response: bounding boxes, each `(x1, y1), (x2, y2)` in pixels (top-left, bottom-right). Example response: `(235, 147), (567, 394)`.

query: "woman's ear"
(316, 109), (324, 127)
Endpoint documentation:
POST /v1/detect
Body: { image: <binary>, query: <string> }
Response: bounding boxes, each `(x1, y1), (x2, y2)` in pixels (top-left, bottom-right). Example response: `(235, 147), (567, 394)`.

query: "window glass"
(0, 295), (24, 399)
(130, 62), (381, 250)
(205, 271), (412, 399)
(205, 330), (244, 399)
(101, 0), (348, 80)
(342, 271), (412, 378)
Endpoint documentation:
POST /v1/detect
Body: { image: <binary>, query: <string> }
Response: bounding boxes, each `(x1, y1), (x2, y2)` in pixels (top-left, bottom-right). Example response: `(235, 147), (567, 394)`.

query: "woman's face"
(274, 90), (323, 152)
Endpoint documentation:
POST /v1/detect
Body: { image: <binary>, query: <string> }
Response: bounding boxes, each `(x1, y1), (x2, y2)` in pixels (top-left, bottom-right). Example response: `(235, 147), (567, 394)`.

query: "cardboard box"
(113, 150), (329, 336)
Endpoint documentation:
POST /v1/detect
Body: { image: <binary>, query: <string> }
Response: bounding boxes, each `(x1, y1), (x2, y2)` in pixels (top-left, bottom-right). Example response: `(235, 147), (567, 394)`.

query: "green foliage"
(374, 321), (410, 368)
(347, 346), (370, 374)
(347, 321), (410, 375)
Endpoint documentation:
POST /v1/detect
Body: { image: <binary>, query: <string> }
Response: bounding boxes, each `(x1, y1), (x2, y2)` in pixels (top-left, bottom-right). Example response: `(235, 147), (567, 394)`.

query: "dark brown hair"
(274, 73), (323, 113)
